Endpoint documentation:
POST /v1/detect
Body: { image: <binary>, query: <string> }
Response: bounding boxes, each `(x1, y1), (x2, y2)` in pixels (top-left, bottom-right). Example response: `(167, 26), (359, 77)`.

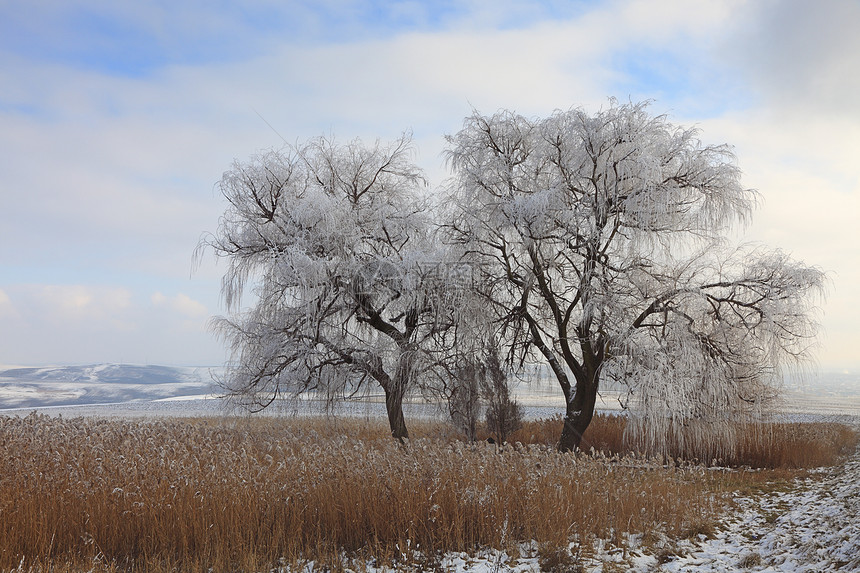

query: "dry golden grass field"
(1, 413), (856, 572)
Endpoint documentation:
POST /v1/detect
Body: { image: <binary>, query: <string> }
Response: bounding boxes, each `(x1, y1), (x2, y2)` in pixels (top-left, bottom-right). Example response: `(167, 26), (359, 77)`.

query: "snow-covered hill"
(0, 364), (217, 409)
(2, 363), (859, 421)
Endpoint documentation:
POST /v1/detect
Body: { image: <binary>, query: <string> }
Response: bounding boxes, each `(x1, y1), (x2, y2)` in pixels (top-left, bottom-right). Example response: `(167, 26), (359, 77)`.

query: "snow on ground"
(0, 364), (215, 409)
(654, 446), (860, 572)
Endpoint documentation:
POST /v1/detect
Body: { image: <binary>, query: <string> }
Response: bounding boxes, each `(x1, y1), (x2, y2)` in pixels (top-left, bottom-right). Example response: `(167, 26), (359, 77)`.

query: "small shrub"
(481, 346), (522, 443)
(738, 552), (763, 568)
(655, 547), (680, 565)
(681, 519), (716, 540)
(537, 544), (584, 573)
(446, 346), (523, 443)
(448, 360), (482, 441)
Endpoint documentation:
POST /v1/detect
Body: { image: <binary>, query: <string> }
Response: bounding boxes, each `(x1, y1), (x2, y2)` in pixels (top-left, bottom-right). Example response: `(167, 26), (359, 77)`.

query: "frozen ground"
(656, 447), (860, 572)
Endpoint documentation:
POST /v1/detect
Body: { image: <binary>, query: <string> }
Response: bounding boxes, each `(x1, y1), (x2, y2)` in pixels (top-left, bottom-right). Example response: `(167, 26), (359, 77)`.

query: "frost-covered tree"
(198, 133), (449, 440)
(444, 101), (826, 453)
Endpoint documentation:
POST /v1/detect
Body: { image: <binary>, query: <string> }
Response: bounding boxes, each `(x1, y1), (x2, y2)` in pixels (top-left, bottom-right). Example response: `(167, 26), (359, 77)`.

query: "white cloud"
(2, 0), (859, 369)
(0, 288), (15, 319)
(151, 292), (208, 318)
(22, 285), (133, 325)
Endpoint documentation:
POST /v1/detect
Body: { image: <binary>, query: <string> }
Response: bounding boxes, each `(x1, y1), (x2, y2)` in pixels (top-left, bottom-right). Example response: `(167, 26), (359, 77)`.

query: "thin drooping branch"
(199, 133), (452, 440)
(444, 100), (825, 454)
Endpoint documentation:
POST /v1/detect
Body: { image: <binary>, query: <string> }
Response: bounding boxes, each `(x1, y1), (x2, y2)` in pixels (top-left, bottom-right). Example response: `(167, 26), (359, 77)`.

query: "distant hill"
(0, 364), (218, 409)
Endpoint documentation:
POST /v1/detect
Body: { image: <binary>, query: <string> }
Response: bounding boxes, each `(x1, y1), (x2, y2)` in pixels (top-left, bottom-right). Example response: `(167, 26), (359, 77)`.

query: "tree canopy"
(444, 101), (825, 452)
(198, 133), (454, 439)
(202, 101), (826, 454)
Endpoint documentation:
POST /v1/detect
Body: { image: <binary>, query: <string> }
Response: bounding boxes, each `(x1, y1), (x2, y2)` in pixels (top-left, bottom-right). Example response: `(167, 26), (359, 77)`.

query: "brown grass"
(0, 412), (856, 572)
(508, 414), (859, 469)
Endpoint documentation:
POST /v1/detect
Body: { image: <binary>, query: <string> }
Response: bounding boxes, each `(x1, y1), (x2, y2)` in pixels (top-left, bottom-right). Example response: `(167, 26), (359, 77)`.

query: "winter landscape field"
(6, 1), (860, 571)
(1, 364), (859, 572)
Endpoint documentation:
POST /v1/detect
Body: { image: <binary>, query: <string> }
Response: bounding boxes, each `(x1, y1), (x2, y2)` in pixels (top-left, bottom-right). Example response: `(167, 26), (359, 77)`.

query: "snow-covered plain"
(2, 364), (860, 571)
(4, 364), (860, 420)
(0, 363), (216, 410)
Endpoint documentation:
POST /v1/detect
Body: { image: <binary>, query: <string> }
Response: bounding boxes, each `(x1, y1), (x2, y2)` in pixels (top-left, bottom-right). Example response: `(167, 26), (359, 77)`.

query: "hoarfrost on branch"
(200, 100), (826, 455)
(198, 133), (462, 440)
(443, 100), (826, 453)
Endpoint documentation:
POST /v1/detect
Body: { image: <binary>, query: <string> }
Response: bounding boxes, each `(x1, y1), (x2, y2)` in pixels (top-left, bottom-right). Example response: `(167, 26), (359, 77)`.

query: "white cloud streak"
(0, 285), (214, 365)
(1, 0), (858, 368)
(151, 292), (208, 319)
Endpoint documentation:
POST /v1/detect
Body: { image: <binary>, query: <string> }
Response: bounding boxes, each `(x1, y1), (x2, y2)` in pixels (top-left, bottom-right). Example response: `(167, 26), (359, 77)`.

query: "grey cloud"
(725, 0), (860, 114)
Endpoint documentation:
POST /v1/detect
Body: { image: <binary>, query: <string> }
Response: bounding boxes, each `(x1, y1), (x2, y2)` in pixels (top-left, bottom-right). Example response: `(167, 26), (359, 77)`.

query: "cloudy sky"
(1, 0), (858, 371)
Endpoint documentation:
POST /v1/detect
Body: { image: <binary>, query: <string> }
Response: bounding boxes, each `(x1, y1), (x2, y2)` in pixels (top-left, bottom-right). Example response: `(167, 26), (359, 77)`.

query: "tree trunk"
(384, 385), (409, 441)
(557, 376), (599, 453)
(365, 349), (411, 442)
(384, 348), (417, 442)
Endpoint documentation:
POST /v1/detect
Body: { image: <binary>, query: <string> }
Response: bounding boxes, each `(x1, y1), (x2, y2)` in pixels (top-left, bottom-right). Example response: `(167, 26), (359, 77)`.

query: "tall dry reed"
(0, 413), (739, 572)
(509, 414), (859, 468)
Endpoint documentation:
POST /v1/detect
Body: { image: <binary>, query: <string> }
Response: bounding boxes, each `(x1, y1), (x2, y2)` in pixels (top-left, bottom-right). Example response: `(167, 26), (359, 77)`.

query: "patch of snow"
(652, 443), (860, 572)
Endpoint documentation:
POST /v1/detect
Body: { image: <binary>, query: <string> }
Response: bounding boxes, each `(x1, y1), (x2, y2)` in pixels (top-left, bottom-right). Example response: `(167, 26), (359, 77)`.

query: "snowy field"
(0, 363), (215, 411)
(656, 452), (860, 572)
(2, 364), (860, 571)
(407, 449), (860, 572)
